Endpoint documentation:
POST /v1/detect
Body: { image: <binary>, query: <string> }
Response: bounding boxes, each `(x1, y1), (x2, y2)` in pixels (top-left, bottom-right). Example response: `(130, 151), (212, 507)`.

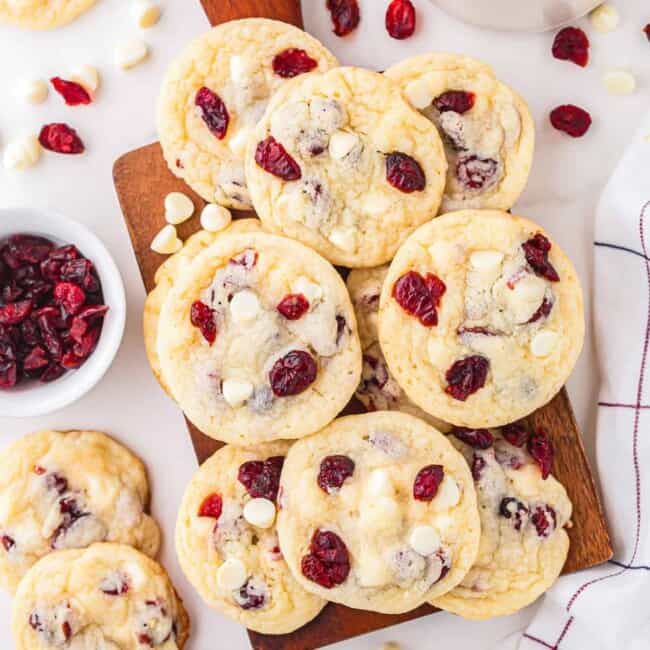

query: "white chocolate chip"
(222, 378), (254, 408)
(603, 70), (636, 96)
(130, 0), (161, 28)
(328, 227), (358, 253)
(3, 135), (42, 170)
(230, 290), (260, 323)
(16, 79), (48, 104)
(150, 225), (182, 254)
(381, 642), (402, 650)
(200, 204), (232, 232)
(530, 330), (558, 357)
(70, 65), (100, 93)
(328, 131), (359, 160)
(228, 127), (252, 159)
(243, 498), (276, 529)
(470, 250), (504, 271)
(590, 3), (620, 32)
(164, 191), (194, 224)
(291, 276), (322, 305)
(404, 78), (434, 110)
(217, 558), (247, 591)
(363, 191), (392, 215)
(230, 55), (255, 84)
(366, 468), (394, 497)
(114, 39), (149, 70)
(356, 552), (391, 587)
(504, 274), (547, 324)
(432, 476), (461, 511)
(409, 525), (441, 556)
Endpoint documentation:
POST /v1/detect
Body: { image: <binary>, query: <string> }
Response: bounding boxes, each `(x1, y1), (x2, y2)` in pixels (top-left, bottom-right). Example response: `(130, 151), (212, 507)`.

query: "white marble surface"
(0, 0), (648, 648)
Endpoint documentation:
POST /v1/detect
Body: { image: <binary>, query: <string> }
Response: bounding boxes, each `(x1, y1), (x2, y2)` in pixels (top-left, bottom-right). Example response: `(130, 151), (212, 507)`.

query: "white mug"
(431, 0), (601, 32)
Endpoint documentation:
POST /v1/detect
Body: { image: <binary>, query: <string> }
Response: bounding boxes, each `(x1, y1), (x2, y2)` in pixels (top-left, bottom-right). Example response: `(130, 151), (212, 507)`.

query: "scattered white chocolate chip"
(230, 290), (260, 323)
(228, 127), (252, 158)
(328, 227), (358, 253)
(130, 0), (161, 28)
(432, 476), (461, 511)
(16, 78), (48, 104)
(243, 498), (276, 529)
(590, 3), (620, 32)
(3, 135), (42, 171)
(328, 131), (359, 160)
(470, 250), (504, 271)
(530, 330), (558, 357)
(222, 378), (254, 408)
(603, 70), (636, 96)
(114, 39), (149, 70)
(381, 642), (402, 650)
(408, 525), (441, 556)
(70, 65), (100, 93)
(217, 558), (247, 591)
(164, 191), (195, 225)
(291, 276), (322, 305)
(200, 204), (231, 232)
(404, 78), (434, 110)
(150, 225), (182, 255)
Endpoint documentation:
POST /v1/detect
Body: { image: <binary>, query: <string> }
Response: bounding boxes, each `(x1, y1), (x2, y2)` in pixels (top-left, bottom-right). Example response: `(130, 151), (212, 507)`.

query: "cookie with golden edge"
(0, 0), (96, 30)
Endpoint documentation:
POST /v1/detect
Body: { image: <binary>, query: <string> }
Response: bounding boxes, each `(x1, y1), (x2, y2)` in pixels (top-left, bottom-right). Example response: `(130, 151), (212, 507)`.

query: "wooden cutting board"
(113, 1), (612, 648)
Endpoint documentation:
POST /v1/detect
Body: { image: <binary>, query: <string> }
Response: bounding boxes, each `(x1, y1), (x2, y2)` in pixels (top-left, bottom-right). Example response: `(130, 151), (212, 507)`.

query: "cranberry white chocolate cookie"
(12, 543), (189, 649)
(385, 53), (535, 212)
(379, 210), (584, 428)
(0, 430), (160, 594)
(157, 19), (338, 210)
(157, 230), (361, 444)
(277, 412), (480, 614)
(0, 0), (96, 30)
(245, 66), (447, 267)
(176, 442), (326, 634)
(433, 424), (571, 619)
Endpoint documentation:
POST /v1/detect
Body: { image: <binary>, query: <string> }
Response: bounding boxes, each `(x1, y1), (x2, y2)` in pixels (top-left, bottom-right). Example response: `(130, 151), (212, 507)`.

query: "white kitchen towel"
(518, 113), (650, 650)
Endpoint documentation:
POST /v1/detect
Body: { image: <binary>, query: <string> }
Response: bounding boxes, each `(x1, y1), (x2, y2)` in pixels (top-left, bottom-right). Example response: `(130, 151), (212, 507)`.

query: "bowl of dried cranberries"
(0, 208), (126, 416)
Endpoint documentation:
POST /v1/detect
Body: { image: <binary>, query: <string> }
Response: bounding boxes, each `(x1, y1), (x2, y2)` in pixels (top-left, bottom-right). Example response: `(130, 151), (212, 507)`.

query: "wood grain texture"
(199, 0), (303, 27)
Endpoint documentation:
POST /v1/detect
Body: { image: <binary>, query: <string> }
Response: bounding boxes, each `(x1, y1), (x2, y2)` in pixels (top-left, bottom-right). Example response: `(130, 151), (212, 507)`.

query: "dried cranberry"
(502, 423), (529, 447)
(53, 282), (86, 316)
(527, 296), (554, 323)
(277, 294), (309, 320)
(531, 505), (557, 537)
(41, 363), (65, 383)
(269, 350), (317, 397)
(335, 315), (347, 345)
(550, 104), (592, 138)
(527, 429), (554, 479)
(69, 305), (108, 343)
(552, 27), (589, 67)
(385, 0), (416, 39)
(272, 48), (318, 78)
(23, 346), (48, 370)
(45, 472), (68, 494)
(230, 248), (258, 269)
(413, 464), (444, 501)
(456, 155), (498, 190)
(255, 137), (301, 181)
(499, 497), (528, 531)
(1, 534), (15, 551)
(28, 612), (42, 631)
(33, 465), (46, 475)
(522, 234), (560, 282)
(645, 24), (650, 41)
(452, 427), (493, 449)
(72, 325), (101, 359)
(190, 301), (217, 345)
(198, 493), (223, 519)
(386, 152), (425, 193)
(195, 87), (229, 139)
(62, 621), (72, 641)
(318, 455), (355, 493)
(326, 0), (360, 37)
(0, 361), (17, 387)
(0, 300), (32, 325)
(392, 270), (446, 327)
(60, 258), (97, 291)
(238, 456), (284, 502)
(237, 579), (266, 609)
(445, 355), (489, 401)
(434, 90), (476, 114)
(39, 123), (85, 154)
(301, 529), (350, 588)
(6, 235), (52, 265)
(471, 454), (486, 481)
(50, 77), (92, 105)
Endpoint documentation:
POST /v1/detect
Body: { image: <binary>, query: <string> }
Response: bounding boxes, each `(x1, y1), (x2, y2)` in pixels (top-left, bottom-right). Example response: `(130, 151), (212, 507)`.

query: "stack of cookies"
(144, 17), (585, 639)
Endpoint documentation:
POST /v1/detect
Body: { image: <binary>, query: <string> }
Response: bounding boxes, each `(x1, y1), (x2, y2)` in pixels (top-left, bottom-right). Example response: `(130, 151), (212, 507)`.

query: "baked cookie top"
(277, 412), (480, 614)
(0, 430), (160, 594)
(157, 19), (337, 210)
(157, 230), (361, 444)
(245, 66), (447, 267)
(379, 210), (584, 428)
(0, 0), (95, 30)
(175, 442), (325, 634)
(433, 424), (572, 619)
(12, 543), (189, 649)
(385, 53), (535, 212)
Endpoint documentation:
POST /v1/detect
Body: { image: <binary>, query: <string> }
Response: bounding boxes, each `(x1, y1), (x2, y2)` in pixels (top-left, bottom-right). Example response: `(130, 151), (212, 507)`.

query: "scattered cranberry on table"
(644, 24), (650, 41)
(50, 77), (91, 106)
(38, 123), (85, 155)
(552, 26), (590, 67)
(326, 0), (360, 37)
(549, 104), (592, 138)
(385, 0), (416, 40)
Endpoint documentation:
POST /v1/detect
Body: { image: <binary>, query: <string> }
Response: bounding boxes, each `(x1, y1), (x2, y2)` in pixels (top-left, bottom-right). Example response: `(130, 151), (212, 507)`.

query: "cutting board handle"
(201, 0), (303, 28)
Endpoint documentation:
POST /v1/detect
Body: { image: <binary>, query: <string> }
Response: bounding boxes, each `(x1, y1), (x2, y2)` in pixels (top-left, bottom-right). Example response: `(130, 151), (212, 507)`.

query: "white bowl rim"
(0, 207), (126, 417)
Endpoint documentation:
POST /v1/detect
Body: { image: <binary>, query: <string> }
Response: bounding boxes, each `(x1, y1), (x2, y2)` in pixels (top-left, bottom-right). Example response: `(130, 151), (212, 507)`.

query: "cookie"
(433, 424), (571, 619)
(176, 441), (326, 634)
(156, 230), (361, 444)
(379, 210), (584, 428)
(0, 430), (160, 594)
(385, 53), (535, 212)
(277, 412), (480, 614)
(157, 19), (337, 210)
(347, 266), (450, 432)
(0, 0), (95, 30)
(245, 66), (447, 267)
(143, 219), (262, 397)
(12, 543), (189, 649)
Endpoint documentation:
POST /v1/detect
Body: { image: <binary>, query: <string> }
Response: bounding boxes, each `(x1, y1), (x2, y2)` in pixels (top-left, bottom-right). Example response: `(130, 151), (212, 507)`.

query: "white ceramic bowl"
(0, 207), (126, 417)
